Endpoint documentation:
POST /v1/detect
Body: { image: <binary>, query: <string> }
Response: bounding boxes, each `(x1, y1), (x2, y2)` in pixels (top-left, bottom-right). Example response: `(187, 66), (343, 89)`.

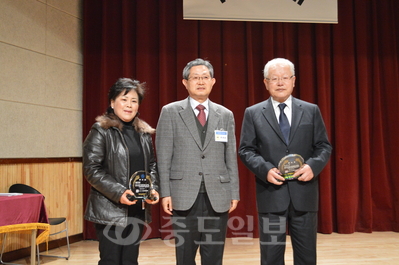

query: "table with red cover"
(0, 194), (49, 265)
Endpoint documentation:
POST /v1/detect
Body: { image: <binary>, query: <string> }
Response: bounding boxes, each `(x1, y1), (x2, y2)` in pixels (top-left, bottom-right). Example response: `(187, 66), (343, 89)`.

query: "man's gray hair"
(183, 58), (214, 80)
(263, 58), (295, 79)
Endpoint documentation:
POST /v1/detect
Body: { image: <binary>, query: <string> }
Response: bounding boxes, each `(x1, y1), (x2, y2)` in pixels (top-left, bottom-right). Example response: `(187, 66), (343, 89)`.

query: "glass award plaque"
(128, 170), (152, 200)
(278, 154), (304, 180)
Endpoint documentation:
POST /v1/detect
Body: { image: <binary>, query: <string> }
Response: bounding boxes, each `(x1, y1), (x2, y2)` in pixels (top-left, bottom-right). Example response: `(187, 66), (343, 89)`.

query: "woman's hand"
(145, 189), (160, 205)
(119, 189), (138, 205)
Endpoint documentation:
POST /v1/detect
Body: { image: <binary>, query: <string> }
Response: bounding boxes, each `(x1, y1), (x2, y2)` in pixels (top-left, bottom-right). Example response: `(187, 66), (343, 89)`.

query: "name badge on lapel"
(215, 130), (228, 142)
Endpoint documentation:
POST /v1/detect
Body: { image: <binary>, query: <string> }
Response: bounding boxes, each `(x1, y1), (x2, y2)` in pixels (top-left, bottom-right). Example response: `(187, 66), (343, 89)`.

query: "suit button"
(201, 155), (205, 159)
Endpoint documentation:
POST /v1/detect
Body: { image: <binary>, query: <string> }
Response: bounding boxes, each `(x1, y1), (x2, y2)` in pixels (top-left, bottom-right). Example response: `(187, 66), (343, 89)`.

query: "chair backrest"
(9, 183), (42, 194)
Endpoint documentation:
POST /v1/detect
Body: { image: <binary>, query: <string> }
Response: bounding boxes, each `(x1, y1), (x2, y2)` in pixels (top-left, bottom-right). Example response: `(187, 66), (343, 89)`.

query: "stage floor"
(12, 232), (399, 265)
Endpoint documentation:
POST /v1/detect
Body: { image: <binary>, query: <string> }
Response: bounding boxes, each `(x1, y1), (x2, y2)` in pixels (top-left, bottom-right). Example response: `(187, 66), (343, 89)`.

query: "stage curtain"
(82, 0), (399, 239)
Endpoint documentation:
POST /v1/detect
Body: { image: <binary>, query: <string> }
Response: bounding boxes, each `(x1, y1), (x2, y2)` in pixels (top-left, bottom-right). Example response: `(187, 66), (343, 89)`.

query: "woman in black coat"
(83, 78), (159, 265)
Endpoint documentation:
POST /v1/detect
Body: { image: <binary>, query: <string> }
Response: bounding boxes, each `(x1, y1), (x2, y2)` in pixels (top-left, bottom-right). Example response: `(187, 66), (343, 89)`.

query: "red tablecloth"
(0, 194), (49, 265)
(0, 194), (48, 226)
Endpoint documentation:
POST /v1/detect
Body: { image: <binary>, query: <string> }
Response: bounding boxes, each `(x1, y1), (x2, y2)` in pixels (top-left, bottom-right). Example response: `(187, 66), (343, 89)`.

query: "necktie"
(278, 103), (290, 144)
(196, 104), (206, 126)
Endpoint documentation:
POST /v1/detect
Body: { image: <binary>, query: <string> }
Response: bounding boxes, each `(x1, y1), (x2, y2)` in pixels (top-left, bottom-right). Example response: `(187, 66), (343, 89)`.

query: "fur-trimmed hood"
(95, 113), (155, 134)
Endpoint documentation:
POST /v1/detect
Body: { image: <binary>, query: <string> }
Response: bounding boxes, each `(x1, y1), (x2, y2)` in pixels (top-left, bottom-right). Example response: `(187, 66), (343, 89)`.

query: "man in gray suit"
(156, 58), (240, 265)
(239, 58), (332, 265)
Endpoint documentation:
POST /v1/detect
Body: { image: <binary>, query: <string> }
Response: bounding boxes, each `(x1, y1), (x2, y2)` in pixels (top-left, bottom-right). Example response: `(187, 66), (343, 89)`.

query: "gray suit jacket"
(156, 97), (240, 213)
(239, 97), (332, 213)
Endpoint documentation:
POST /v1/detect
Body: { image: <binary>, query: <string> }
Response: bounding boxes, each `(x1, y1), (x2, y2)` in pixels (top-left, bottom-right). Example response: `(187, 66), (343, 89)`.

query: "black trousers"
(258, 204), (318, 265)
(95, 204), (145, 265)
(172, 193), (228, 265)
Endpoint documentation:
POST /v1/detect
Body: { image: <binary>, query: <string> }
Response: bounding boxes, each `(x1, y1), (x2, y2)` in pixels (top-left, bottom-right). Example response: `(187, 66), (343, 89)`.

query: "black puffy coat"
(83, 113), (158, 227)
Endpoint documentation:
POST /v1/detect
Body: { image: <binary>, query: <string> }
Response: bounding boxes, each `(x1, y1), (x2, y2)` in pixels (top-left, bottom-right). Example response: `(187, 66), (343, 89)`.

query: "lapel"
(203, 100), (220, 150)
(178, 97), (203, 149)
(289, 97), (304, 143)
(261, 98), (285, 144)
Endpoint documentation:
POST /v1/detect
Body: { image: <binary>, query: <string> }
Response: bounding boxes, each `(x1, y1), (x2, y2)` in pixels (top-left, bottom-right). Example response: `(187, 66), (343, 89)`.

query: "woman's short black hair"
(106, 78), (146, 114)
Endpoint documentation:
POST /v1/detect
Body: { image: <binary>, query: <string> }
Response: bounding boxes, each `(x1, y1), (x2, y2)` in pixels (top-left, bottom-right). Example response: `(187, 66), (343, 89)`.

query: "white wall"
(0, 0), (83, 158)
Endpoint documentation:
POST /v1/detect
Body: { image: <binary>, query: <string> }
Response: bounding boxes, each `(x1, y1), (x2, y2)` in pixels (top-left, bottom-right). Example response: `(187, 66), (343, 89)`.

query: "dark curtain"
(83, 0), (399, 240)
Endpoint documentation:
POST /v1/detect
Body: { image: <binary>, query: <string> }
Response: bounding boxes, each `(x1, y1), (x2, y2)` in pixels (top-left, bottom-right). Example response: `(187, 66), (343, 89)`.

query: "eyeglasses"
(187, 76), (212, 82)
(266, 75), (294, 84)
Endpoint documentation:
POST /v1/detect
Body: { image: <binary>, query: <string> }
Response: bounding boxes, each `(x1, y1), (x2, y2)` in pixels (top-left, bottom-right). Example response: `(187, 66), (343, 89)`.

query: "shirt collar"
(189, 97), (209, 111)
(271, 96), (292, 110)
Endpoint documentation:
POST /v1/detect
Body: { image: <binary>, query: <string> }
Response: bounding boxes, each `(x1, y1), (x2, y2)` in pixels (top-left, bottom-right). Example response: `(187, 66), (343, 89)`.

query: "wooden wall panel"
(0, 160), (83, 253)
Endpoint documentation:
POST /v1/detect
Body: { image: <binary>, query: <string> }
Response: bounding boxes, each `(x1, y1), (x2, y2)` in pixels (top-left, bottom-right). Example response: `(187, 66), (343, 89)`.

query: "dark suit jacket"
(156, 97), (240, 213)
(239, 97), (332, 213)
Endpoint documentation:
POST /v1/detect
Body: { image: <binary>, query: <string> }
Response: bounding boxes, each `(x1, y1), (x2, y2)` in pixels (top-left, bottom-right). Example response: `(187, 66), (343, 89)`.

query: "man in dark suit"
(156, 58), (240, 265)
(239, 58), (332, 265)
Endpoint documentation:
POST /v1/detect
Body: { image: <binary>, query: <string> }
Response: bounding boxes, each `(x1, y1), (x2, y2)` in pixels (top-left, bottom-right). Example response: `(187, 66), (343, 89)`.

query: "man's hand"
(267, 168), (285, 185)
(161, 196), (173, 215)
(229, 200), (239, 213)
(294, 164), (314, 182)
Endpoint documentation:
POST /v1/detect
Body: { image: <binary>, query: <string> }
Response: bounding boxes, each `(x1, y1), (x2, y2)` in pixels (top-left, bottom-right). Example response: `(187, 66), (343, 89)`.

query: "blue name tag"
(215, 130), (228, 142)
